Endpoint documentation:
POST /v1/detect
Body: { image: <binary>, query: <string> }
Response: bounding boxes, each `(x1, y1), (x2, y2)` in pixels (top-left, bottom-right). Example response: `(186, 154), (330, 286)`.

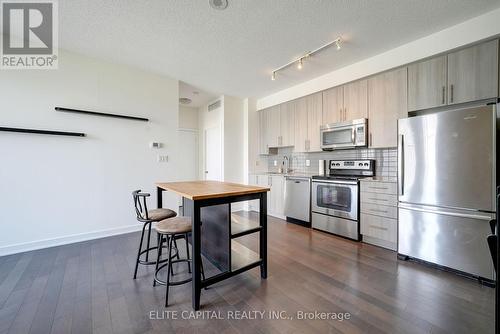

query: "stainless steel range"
(311, 160), (375, 240)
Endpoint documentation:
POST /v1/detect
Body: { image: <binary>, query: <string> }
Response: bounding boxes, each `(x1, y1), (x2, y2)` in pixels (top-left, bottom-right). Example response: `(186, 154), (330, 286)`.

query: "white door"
(204, 126), (222, 181)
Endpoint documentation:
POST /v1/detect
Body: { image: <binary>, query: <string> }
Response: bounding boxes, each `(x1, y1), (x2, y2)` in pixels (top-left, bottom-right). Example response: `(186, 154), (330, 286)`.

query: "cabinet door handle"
(369, 224), (388, 231)
(369, 208), (389, 214)
(450, 84), (454, 103)
(368, 186), (389, 190)
(441, 86), (445, 105)
(369, 133), (372, 147)
(369, 197), (388, 202)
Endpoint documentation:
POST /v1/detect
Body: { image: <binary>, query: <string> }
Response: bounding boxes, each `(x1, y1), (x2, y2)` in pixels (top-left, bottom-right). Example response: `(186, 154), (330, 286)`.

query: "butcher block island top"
(156, 180), (269, 200)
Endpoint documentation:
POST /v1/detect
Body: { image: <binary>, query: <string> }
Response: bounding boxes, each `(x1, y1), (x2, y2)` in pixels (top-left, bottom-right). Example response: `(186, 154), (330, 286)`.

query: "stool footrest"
(154, 258), (192, 286)
(138, 245), (178, 266)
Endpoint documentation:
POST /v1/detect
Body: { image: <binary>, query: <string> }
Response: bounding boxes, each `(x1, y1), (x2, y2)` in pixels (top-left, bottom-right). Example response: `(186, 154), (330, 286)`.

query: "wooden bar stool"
(153, 217), (205, 307)
(132, 190), (177, 279)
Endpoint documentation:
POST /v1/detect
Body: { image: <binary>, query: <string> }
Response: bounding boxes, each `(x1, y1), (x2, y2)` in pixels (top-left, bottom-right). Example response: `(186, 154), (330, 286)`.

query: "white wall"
(222, 95), (245, 184)
(257, 7), (500, 109)
(179, 105), (199, 129)
(0, 49), (180, 255)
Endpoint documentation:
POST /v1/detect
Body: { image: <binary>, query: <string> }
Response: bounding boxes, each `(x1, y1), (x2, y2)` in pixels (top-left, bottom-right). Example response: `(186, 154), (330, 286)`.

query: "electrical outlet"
(273, 160), (277, 166)
(306, 159), (311, 167)
(157, 155), (168, 163)
(256, 161), (259, 166)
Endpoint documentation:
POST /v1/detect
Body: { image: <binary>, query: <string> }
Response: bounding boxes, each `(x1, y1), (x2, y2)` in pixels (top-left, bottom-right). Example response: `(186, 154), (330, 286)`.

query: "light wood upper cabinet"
(306, 92), (323, 152)
(368, 67), (408, 148)
(343, 79), (368, 121)
(258, 110), (268, 154)
(293, 97), (308, 152)
(279, 101), (295, 147)
(407, 55), (447, 111)
(266, 105), (280, 148)
(322, 86), (343, 125)
(447, 39), (499, 105)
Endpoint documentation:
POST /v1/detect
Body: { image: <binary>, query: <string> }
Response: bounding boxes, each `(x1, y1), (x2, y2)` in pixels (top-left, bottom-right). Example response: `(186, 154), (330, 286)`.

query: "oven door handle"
(312, 180), (358, 185)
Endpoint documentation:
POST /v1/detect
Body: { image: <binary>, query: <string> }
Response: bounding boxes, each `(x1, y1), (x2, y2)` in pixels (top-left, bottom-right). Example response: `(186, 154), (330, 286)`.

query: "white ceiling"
(54, 1), (500, 99)
(179, 81), (217, 108)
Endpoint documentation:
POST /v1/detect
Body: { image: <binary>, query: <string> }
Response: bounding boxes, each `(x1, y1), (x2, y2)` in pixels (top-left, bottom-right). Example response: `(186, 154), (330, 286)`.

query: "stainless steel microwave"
(320, 118), (367, 150)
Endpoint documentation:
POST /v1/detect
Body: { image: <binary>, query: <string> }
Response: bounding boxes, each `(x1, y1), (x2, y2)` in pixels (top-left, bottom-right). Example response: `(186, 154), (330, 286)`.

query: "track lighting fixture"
(271, 37), (343, 80)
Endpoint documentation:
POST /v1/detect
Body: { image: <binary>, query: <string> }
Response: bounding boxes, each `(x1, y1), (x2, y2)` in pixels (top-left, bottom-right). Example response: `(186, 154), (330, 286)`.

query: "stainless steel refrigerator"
(398, 105), (497, 281)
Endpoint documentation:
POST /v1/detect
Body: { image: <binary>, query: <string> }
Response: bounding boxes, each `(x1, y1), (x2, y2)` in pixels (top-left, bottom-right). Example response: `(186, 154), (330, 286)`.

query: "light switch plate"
(157, 155), (168, 162)
(306, 159), (310, 167)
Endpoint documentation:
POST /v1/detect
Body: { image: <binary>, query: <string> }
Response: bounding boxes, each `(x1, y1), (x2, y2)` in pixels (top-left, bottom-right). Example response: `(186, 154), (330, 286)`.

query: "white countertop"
(249, 171), (316, 178)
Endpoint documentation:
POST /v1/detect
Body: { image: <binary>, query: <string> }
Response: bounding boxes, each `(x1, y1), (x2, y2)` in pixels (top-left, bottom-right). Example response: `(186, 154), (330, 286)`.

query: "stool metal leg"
(165, 234), (173, 307)
(185, 233), (191, 274)
(133, 222), (147, 279)
(153, 233), (164, 287)
(145, 223), (152, 262)
(200, 254), (206, 281)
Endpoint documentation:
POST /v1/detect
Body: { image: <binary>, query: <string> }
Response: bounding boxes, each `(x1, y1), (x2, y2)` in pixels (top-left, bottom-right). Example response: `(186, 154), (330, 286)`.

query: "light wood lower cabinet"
(269, 175), (285, 218)
(249, 174), (285, 219)
(360, 180), (398, 251)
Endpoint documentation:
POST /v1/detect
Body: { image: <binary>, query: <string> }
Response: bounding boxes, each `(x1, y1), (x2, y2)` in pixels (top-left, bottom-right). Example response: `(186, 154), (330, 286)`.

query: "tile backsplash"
(266, 147), (397, 178)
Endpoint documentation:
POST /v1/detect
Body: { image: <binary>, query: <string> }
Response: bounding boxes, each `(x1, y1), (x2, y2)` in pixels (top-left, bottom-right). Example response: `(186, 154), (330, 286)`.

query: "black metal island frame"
(156, 180), (269, 310)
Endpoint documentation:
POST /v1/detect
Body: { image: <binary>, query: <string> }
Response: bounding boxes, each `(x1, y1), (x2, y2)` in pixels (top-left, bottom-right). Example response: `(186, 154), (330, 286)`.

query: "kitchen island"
(156, 180), (269, 310)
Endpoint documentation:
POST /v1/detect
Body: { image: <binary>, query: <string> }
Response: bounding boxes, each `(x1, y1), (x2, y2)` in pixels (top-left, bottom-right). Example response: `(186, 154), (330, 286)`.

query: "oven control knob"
(358, 163), (362, 166)
(364, 163), (369, 166)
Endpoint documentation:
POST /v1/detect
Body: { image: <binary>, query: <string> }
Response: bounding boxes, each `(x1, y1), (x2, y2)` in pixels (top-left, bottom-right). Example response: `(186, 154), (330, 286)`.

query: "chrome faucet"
(284, 156), (291, 173)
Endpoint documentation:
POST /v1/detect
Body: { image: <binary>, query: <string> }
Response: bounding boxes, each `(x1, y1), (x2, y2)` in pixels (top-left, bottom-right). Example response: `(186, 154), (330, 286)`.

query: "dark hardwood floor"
(0, 212), (494, 334)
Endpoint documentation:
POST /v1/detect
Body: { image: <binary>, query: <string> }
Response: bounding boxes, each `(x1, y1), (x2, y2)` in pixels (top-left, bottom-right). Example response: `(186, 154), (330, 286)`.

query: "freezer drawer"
(398, 205), (495, 280)
(311, 212), (359, 240)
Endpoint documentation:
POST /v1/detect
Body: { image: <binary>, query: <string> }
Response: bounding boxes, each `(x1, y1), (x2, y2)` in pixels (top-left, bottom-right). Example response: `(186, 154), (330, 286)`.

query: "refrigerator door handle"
(398, 203), (493, 221)
(398, 134), (404, 196)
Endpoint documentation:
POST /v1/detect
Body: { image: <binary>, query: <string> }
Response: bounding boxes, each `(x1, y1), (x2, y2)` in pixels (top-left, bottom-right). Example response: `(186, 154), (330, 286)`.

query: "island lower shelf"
(231, 240), (261, 271)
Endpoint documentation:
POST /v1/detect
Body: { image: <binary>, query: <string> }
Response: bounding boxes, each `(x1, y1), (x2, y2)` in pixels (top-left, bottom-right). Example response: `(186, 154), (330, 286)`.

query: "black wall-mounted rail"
(55, 107), (149, 122)
(0, 126), (86, 137)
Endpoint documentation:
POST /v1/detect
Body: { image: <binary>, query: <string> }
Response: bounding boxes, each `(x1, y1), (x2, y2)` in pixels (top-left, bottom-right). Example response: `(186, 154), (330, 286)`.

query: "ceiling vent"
(179, 97), (192, 105)
(209, 0), (228, 10)
(208, 100), (221, 111)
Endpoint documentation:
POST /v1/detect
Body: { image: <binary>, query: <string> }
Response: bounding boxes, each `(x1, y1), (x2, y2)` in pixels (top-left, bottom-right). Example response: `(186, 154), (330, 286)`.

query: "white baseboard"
(0, 224), (143, 257)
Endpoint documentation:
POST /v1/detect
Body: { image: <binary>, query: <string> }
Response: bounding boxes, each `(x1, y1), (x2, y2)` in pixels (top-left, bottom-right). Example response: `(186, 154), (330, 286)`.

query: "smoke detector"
(209, 0), (228, 10)
(179, 97), (192, 105)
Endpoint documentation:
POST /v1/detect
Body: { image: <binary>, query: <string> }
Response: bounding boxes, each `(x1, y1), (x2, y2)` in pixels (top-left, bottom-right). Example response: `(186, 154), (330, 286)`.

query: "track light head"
(271, 72), (276, 81)
(297, 58), (303, 70)
(335, 38), (342, 50)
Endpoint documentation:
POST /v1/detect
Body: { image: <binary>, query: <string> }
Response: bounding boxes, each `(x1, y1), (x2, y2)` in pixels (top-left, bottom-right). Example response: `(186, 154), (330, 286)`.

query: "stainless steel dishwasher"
(284, 176), (311, 226)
